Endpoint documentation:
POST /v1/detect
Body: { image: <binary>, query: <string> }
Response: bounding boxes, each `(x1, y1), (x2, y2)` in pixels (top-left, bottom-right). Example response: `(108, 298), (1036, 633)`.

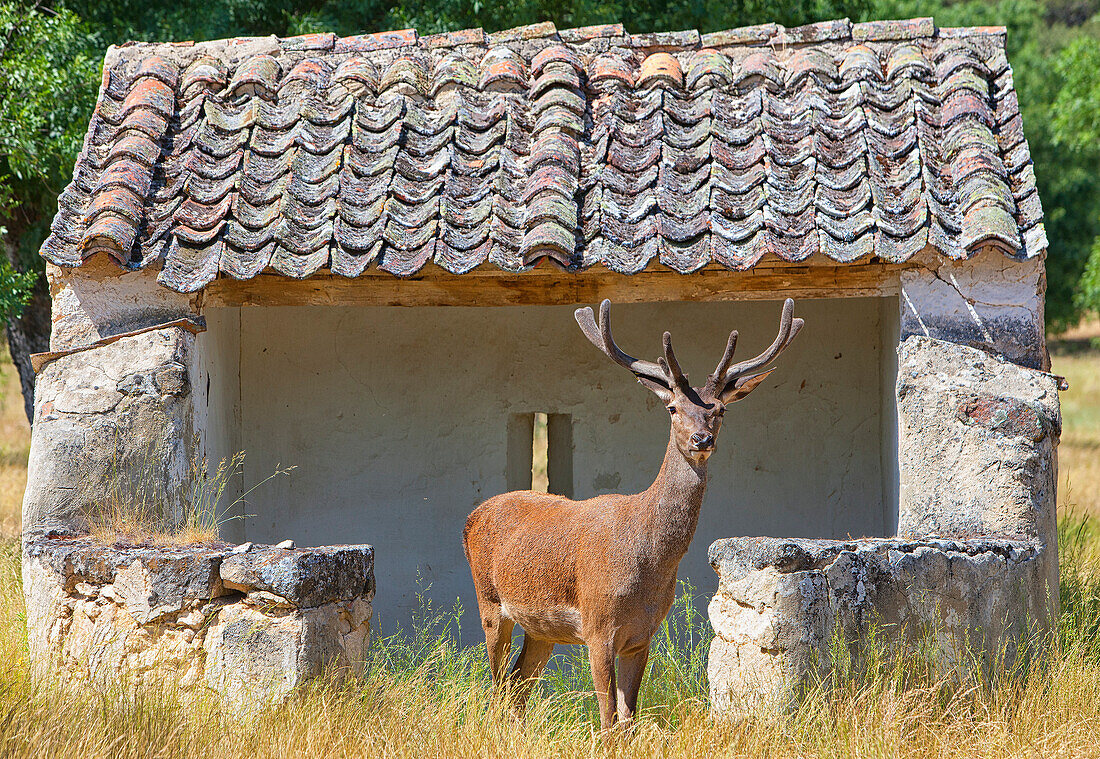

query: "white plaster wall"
(200, 298), (898, 633)
(899, 252), (1046, 370)
(191, 308), (244, 542)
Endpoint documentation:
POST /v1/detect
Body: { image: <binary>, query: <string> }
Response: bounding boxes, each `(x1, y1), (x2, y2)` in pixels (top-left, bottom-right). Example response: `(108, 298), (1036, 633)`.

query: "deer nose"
(691, 432), (714, 450)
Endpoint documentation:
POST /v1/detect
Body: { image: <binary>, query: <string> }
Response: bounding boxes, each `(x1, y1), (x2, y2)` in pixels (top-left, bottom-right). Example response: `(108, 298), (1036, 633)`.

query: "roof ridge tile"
(487, 22), (557, 45)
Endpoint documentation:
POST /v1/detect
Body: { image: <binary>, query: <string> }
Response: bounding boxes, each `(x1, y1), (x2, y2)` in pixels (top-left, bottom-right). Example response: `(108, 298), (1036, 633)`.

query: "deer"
(462, 298), (803, 732)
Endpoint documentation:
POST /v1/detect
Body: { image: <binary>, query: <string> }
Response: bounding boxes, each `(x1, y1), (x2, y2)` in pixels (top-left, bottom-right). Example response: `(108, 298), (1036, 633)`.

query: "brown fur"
(463, 300), (802, 731)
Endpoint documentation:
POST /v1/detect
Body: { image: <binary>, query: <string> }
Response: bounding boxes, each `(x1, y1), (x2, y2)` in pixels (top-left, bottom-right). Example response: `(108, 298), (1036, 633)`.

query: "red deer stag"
(463, 299), (803, 731)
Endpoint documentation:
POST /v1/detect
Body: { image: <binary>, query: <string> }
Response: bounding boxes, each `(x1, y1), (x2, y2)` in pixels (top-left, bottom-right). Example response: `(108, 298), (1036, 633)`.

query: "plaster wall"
(899, 252), (1046, 370)
(199, 298), (898, 632)
(191, 308), (244, 542)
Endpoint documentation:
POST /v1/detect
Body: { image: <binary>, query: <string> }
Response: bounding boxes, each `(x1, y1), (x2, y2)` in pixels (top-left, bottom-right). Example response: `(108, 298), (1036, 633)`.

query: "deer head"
(575, 299), (803, 465)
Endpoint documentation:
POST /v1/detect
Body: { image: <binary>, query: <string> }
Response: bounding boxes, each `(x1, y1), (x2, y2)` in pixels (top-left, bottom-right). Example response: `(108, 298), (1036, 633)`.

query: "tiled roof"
(41, 18), (1046, 292)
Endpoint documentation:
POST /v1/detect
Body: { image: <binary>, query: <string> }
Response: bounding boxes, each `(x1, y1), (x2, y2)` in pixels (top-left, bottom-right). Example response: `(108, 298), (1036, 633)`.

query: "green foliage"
(0, 255), (35, 321)
(0, 2), (98, 274)
(1051, 37), (1100, 317)
(61, 0), (870, 41)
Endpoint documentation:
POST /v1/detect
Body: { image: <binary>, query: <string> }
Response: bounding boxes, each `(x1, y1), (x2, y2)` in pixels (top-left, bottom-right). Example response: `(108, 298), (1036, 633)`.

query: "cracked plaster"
(900, 252), (1046, 370)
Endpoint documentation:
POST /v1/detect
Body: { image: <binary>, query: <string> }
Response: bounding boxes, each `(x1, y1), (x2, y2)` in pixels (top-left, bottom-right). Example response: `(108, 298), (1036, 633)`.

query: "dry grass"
(1051, 320), (1100, 519)
(0, 345), (28, 538)
(83, 450), (267, 546)
(0, 533), (1098, 758)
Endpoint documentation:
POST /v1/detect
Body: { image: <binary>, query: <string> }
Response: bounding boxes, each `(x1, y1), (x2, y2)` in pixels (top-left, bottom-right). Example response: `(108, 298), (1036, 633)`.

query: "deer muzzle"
(690, 432), (715, 450)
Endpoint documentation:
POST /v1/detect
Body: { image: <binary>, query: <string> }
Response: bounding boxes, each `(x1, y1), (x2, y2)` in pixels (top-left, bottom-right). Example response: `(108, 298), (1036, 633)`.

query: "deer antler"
(575, 300), (688, 394)
(704, 298), (803, 397)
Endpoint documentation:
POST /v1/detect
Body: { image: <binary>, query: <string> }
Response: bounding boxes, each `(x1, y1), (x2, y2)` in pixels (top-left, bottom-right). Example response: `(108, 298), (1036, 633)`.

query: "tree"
(0, 2), (97, 421)
(1051, 36), (1100, 318)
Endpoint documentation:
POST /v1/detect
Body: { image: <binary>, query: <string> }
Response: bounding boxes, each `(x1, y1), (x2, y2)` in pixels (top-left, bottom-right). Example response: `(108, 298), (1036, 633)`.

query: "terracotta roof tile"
(423, 27), (486, 49)
(853, 17), (934, 42)
(42, 18), (1046, 289)
(630, 30), (700, 49)
(701, 24), (776, 47)
(637, 53), (683, 89)
(281, 32), (336, 51)
(487, 22), (556, 45)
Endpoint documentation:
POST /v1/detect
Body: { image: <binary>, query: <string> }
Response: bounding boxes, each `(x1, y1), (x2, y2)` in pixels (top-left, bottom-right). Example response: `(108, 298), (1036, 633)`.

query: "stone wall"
(708, 532), (1051, 708)
(707, 536), (1050, 713)
(23, 532), (374, 709)
(706, 336), (1063, 715)
(22, 325), (199, 531)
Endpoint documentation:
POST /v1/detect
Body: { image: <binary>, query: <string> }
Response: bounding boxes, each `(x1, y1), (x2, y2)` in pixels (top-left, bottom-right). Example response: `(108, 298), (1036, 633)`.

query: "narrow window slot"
(507, 412), (573, 497)
(532, 412), (549, 493)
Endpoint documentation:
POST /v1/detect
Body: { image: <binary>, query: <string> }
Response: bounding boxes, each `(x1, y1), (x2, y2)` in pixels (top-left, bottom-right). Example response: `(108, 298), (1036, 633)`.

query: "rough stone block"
(706, 536), (1051, 715)
(896, 336), (1061, 551)
(22, 326), (197, 531)
(219, 545), (375, 607)
(22, 533), (374, 711)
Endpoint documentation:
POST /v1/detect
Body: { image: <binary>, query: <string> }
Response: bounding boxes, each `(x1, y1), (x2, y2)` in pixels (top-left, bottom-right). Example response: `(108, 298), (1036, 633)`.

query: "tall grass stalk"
(85, 447), (294, 545)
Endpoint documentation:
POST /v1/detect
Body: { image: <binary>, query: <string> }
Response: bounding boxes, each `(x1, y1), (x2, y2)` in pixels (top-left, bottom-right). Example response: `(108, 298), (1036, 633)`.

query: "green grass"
(1050, 325), (1100, 518)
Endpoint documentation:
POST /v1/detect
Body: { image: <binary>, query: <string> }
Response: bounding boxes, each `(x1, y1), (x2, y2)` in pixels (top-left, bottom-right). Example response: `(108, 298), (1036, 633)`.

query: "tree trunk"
(6, 276), (49, 425)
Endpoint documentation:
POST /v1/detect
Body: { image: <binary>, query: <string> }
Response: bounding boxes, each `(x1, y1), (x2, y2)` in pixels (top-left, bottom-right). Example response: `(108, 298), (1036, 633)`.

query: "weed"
(85, 446), (294, 545)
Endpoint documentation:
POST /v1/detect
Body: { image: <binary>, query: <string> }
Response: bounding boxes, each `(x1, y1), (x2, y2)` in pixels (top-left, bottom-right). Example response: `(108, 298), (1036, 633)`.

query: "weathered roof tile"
(43, 18), (1046, 288)
(487, 22), (557, 45)
(700, 24), (776, 47)
(630, 30), (700, 49)
(852, 17), (934, 42)
(423, 27), (486, 49)
(558, 23), (625, 43)
(281, 32), (336, 51)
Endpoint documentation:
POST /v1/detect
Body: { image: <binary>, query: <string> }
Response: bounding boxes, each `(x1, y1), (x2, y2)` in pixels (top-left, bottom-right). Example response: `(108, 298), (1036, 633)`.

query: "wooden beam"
(203, 262), (908, 308)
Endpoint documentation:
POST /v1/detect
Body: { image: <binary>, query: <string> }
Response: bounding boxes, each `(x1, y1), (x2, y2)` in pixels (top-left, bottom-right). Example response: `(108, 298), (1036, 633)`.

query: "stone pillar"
(22, 324), (200, 531)
(23, 263), (204, 532)
(896, 335), (1061, 605)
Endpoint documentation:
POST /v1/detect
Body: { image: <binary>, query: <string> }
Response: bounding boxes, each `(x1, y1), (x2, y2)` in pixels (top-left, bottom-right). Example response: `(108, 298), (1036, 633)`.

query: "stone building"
(23, 17), (1060, 707)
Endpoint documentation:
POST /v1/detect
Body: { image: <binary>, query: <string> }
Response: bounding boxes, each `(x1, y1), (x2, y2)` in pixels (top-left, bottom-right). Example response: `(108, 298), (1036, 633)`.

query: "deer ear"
(718, 368), (777, 404)
(636, 376), (673, 403)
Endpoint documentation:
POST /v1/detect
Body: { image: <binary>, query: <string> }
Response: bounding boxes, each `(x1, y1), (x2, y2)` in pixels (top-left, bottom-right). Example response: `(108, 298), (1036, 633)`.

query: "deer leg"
(507, 635), (556, 712)
(481, 604), (515, 685)
(588, 640), (618, 732)
(615, 644), (650, 726)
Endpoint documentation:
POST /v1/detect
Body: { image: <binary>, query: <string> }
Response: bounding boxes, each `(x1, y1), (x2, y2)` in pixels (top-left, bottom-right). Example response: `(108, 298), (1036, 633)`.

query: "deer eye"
(667, 405), (677, 415)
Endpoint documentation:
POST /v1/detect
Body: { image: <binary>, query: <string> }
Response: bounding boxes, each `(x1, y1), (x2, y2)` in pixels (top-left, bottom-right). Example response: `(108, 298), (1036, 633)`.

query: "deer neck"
(639, 434), (709, 563)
